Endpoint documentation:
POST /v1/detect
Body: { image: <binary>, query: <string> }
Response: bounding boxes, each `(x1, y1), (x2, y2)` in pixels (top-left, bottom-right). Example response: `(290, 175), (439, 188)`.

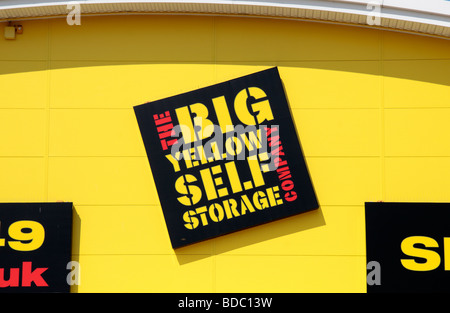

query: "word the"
(154, 111), (177, 151)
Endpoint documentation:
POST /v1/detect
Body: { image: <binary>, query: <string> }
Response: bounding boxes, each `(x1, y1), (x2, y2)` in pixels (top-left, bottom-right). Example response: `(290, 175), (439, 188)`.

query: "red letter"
(22, 262), (48, 287)
(0, 268), (20, 287)
(285, 191), (297, 202)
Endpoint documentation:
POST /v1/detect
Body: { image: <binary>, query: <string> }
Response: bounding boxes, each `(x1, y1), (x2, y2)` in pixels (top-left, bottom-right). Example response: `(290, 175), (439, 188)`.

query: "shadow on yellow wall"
(175, 207), (326, 264)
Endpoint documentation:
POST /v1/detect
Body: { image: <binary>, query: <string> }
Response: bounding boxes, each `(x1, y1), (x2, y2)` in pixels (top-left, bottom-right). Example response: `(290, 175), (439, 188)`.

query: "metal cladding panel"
(0, 1), (449, 38)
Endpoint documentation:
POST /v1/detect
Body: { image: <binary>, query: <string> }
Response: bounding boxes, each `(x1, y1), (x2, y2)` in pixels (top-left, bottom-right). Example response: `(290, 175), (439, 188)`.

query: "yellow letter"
(175, 103), (214, 144)
(253, 191), (269, 210)
(401, 236), (441, 271)
(183, 210), (199, 229)
(444, 237), (450, 271)
(247, 157), (265, 188)
(8, 221), (45, 251)
(212, 96), (233, 134)
(175, 174), (202, 206)
(223, 199), (240, 219)
(190, 103), (214, 140)
(209, 203), (225, 222)
(195, 206), (209, 226)
(165, 153), (181, 172)
(200, 165), (229, 200)
(240, 195), (255, 215)
(175, 106), (196, 143)
(224, 161), (242, 194)
(234, 87), (274, 125)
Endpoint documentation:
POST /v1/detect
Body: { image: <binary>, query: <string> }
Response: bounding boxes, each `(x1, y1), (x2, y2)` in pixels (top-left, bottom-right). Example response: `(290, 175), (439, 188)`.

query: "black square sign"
(134, 67), (318, 248)
(366, 202), (450, 293)
(0, 203), (73, 293)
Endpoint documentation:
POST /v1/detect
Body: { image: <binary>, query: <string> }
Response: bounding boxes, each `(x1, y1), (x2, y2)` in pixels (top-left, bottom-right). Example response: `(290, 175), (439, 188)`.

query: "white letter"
(66, 261), (81, 286)
(367, 1), (381, 26)
(367, 261), (381, 286)
(67, 2), (81, 26)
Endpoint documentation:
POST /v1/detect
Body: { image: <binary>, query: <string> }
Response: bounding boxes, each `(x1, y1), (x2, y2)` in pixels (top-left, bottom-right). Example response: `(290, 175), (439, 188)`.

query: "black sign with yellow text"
(366, 202), (450, 293)
(0, 202), (73, 293)
(134, 67), (318, 248)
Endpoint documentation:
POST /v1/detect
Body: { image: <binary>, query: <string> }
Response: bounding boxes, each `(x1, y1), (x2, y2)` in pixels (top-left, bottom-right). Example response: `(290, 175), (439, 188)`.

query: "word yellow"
(166, 128), (264, 172)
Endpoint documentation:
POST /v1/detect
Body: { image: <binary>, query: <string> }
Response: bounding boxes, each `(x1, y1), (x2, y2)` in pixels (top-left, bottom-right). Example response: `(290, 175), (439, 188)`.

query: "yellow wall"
(0, 15), (449, 292)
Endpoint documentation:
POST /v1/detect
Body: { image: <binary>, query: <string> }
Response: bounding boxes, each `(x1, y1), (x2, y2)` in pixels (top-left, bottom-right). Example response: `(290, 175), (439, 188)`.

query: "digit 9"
(8, 221), (45, 251)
